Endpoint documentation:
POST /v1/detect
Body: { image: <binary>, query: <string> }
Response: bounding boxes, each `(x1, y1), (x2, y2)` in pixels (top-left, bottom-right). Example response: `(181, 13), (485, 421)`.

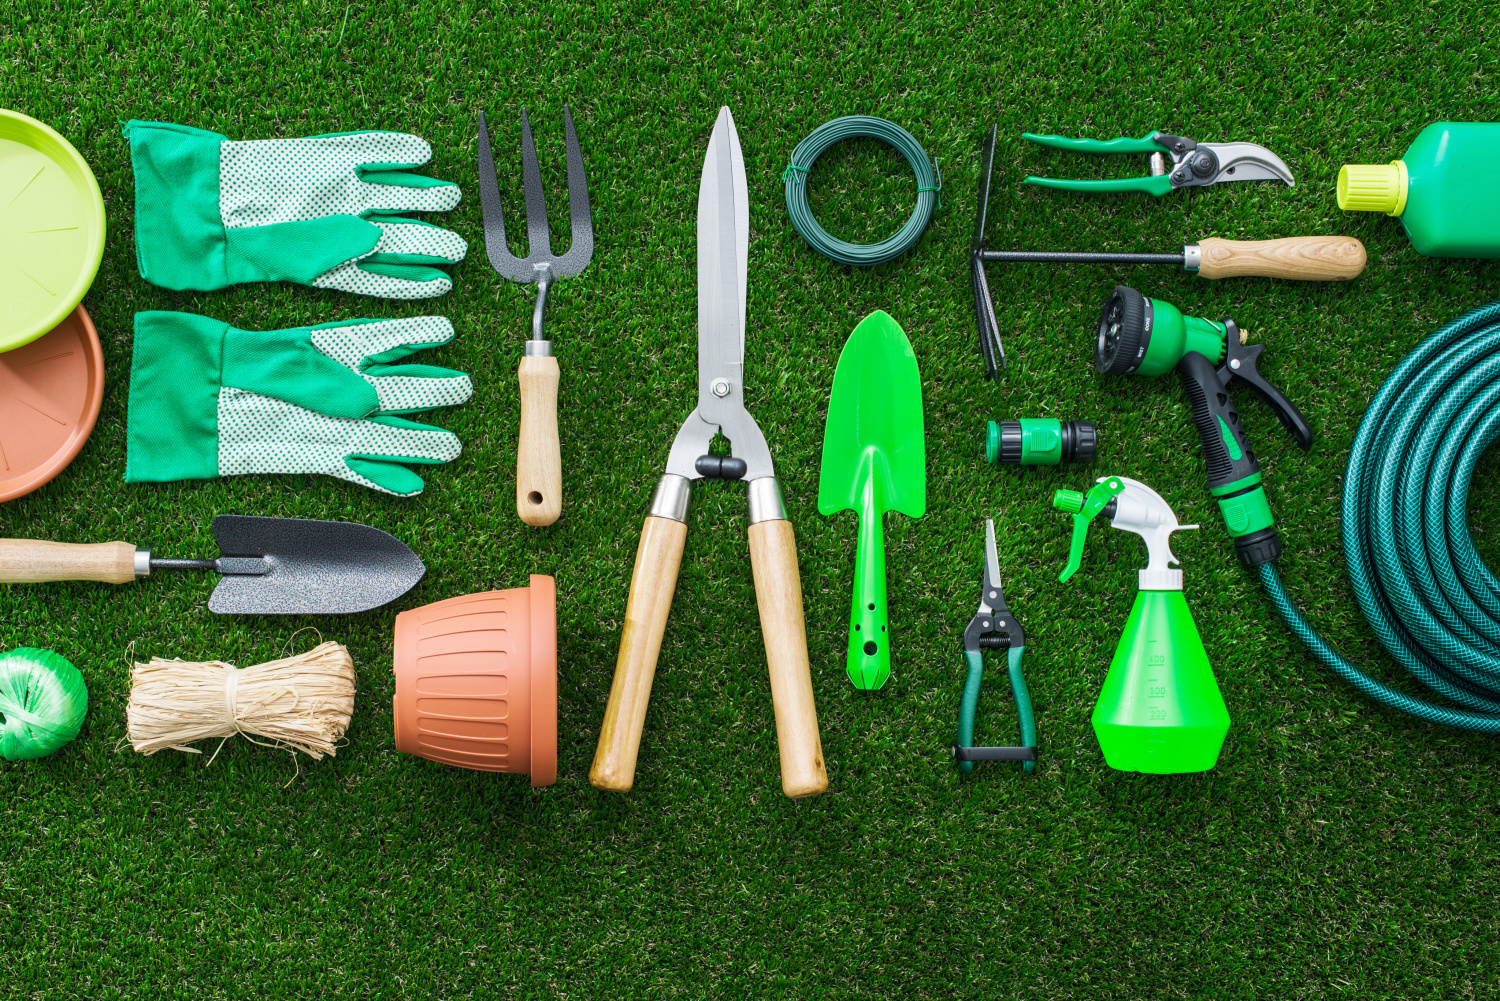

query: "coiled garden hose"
(1260, 300), (1500, 731)
(782, 116), (940, 266)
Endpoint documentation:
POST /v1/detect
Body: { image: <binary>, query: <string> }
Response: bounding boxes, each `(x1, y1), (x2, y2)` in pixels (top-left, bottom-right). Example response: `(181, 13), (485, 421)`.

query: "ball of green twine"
(782, 115), (941, 267)
(0, 648), (88, 761)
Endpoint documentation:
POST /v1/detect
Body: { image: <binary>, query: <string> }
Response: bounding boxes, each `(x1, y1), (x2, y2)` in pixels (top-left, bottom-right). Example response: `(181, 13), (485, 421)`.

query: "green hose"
(1259, 300), (1500, 731)
(782, 116), (940, 266)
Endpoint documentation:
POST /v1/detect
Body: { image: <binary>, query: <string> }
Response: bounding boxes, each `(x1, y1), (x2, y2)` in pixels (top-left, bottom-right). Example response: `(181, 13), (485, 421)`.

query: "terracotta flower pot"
(392, 575), (556, 785)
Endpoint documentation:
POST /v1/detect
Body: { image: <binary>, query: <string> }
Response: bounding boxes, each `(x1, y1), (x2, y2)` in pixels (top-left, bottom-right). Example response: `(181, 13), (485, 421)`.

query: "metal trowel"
(817, 310), (926, 690)
(0, 515), (425, 614)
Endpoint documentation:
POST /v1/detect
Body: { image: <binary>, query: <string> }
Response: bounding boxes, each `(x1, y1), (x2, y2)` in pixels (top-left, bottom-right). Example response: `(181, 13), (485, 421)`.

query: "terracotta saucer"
(0, 304), (105, 502)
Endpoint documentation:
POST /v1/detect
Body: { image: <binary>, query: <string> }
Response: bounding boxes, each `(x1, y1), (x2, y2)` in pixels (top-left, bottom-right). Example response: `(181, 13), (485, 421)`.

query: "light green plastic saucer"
(0, 109), (106, 353)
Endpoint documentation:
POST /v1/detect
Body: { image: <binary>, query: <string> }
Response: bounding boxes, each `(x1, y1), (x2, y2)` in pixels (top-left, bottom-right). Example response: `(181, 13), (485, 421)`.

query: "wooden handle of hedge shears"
(1195, 235), (1366, 281)
(748, 518), (828, 799)
(517, 353), (563, 527)
(590, 514), (688, 792)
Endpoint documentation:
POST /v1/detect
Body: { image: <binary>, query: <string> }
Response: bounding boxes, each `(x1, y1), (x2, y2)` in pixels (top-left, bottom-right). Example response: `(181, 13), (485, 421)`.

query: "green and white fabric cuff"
(125, 310), (225, 482)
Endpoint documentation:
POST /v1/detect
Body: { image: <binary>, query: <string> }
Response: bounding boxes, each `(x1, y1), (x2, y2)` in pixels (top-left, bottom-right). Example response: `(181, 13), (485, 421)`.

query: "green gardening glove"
(126, 311), (472, 496)
(124, 120), (467, 298)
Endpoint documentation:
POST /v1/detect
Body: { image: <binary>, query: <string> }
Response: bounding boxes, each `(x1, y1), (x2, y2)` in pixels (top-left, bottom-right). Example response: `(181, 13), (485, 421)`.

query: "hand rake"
(477, 107), (594, 527)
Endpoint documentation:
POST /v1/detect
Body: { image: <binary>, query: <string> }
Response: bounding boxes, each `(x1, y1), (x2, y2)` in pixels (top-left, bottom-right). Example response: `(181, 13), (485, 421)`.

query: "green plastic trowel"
(818, 310), (926, 690)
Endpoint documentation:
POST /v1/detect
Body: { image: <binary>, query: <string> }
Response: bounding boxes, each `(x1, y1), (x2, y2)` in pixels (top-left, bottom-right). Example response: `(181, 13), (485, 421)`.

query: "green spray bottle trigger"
(1053, 476), (1125, 582)
(1052, 477), (1228, 774)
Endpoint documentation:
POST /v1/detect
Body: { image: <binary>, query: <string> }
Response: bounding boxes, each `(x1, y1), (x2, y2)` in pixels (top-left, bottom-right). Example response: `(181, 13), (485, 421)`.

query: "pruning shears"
(953, 518), (1038, 774)
(1022, 131), (1295, 197)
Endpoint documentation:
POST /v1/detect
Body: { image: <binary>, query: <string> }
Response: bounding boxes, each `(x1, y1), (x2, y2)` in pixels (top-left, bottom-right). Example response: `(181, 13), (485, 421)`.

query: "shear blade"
(1202, 142), (1295, 187)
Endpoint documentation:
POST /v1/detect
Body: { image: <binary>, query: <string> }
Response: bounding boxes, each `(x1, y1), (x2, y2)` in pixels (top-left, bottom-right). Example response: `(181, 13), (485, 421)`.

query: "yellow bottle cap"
(1337, 160), (1408, 216)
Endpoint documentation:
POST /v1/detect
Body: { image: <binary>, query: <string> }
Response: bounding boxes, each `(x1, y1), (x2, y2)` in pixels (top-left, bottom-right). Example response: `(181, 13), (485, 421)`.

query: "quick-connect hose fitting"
(987, 419), (1097, 465)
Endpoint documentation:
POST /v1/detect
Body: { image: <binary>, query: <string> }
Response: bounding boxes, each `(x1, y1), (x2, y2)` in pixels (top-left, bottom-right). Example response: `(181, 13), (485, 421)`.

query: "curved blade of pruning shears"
(1197, 141), (1295, 186)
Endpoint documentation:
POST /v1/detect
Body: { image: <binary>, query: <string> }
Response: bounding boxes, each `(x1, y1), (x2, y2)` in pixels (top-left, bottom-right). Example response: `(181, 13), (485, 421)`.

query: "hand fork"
(477, 107), (594, 527)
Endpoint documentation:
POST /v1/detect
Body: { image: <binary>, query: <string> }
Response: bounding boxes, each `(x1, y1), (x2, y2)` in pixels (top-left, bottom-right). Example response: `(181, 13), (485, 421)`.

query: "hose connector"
(987, 419), (1097, 465)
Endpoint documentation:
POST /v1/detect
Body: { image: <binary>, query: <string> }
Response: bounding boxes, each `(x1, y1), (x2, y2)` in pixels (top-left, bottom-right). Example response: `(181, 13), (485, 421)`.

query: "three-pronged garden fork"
(477, 107), (594, 526)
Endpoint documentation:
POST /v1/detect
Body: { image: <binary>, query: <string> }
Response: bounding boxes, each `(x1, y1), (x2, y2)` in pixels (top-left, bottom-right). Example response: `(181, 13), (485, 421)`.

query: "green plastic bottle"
(1054, 476), (1231, 774)
(1338, 122), (1500, 258)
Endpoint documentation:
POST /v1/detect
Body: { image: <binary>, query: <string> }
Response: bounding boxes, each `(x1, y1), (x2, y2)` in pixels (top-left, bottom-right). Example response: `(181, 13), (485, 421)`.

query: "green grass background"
(3, 2), (1499, 996)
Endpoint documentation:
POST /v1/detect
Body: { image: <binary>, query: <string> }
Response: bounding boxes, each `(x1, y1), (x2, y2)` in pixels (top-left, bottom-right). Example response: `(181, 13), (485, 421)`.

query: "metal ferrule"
(1182, 243), (1202, 272)
(648, 474), (691, 523)
(524, 339), (553, 357)
(134, 549), (151, 577)
(747, 477), (788, 524)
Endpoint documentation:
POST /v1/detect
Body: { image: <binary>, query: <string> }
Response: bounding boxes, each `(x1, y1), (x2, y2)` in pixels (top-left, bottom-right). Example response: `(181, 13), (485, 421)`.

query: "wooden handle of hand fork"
(749, 519), (829, 799)
(590, 514), (688, 792)
(517, 354), (563, 527)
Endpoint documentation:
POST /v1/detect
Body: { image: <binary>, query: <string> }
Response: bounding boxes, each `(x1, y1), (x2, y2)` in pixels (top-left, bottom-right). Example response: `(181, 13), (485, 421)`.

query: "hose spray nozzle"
(1094, 285), (1312, 448)
(1092, 286), (1312, 570)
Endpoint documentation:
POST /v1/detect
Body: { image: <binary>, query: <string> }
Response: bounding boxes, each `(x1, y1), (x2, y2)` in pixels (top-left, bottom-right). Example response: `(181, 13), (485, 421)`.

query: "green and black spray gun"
(1095, 286), (1312, 567)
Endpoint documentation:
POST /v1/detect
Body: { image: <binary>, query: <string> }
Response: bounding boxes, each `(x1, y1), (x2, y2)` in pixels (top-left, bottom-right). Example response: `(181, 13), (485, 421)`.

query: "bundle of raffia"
(127, 641), (355, 761)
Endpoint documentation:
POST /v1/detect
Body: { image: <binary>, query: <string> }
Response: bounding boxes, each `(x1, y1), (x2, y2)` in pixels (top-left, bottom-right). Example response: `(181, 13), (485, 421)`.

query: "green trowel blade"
(818, 310), (926, 690)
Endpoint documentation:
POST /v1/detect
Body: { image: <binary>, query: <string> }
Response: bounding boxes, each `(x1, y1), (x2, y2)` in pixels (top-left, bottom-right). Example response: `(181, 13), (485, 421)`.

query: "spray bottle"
(1337, 122), (1500, 258)
(1053, 475), (1230, 773)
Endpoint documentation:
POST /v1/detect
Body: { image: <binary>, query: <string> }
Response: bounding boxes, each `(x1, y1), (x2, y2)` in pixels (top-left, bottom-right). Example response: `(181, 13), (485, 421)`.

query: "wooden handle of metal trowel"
(1195, 235), (1367, 281)
(517, 353), (563, 527)
(591, 514), (689, 792)
(748, 518), (828, 799)
(0, 540), (139, 584)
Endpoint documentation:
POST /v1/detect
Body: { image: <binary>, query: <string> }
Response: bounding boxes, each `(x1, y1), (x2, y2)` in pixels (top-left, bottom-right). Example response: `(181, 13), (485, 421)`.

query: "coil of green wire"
(782, 116), (940, 267)
(1259, 300), (1500, 731)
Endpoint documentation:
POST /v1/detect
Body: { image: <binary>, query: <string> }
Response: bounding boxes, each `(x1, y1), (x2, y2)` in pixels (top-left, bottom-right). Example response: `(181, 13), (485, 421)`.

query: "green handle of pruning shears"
(1023, 174), (1176, 197)
(957, 646), (1036, 774)
(1021, 132), (1176, 197)
(1022, 132), (1166, 155)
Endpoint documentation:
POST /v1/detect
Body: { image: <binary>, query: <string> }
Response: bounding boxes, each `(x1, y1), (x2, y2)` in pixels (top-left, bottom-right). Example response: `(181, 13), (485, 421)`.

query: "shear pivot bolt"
(711, 378), (731, 398)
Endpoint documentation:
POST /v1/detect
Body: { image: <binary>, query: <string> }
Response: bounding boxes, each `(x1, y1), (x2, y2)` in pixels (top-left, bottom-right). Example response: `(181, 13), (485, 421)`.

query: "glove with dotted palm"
(124, 120), (467, 299)
(126, 310), (472, 497)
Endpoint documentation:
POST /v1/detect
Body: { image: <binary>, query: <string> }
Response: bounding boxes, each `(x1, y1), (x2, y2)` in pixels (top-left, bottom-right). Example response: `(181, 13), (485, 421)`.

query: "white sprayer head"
(1106, 477), (1197, 590)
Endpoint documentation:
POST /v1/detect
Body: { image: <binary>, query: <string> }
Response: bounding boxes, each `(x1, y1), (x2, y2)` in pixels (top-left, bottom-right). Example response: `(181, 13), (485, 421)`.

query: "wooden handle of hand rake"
(517, 354), (563, 527)
(590, 515), (689, 792)
(1196, 235), (1367, 281)
(748, 519), (829, 799)
(0, 540), (138, 584)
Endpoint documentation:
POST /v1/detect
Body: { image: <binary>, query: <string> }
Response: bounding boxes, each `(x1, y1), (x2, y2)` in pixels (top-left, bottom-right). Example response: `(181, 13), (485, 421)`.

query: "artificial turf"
(3, 2), (1500, 996)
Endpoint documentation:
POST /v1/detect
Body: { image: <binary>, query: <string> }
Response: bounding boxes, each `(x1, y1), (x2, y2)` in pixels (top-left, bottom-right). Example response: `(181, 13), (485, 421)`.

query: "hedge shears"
(954, 518), (1037, 774)
(589, 107), (828, 800)
(1022, 131), (1294, 197)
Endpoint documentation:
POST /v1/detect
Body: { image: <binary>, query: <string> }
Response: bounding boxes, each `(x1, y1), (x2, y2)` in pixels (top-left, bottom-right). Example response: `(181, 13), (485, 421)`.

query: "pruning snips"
(1022, 131), (1294, 197)
(954, 518), (1037, 774)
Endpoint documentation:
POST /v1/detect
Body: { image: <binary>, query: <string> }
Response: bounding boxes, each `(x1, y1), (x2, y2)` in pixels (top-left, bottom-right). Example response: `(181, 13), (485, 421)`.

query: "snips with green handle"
(954, 518), (1037, 774)
(818, 310), (926, 691)
(1022, 131), (1294, 197)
